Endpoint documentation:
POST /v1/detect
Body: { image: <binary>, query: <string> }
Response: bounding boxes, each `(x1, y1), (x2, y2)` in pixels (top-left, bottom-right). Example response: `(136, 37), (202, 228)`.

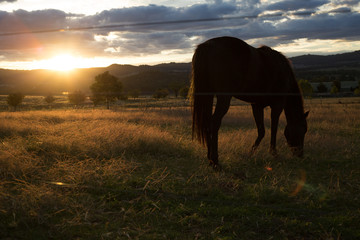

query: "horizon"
(1, 49), (359, 71)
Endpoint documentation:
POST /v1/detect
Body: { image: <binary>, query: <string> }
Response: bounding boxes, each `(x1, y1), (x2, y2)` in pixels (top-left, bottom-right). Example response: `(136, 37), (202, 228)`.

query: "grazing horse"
(190, 36), (309, 168)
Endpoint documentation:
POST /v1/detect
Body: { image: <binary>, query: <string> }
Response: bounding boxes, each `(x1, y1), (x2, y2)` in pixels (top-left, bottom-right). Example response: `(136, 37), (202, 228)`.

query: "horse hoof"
(213, 164), (222, 171)
(250, 145), (258, 154)
(209, 162), (222, 171)
(249, 149), (256, 157)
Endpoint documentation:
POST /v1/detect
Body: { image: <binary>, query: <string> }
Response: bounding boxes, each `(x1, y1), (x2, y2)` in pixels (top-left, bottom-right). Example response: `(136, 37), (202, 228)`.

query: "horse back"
(194, 37), (253, 91)
(193, 36), (295, 104)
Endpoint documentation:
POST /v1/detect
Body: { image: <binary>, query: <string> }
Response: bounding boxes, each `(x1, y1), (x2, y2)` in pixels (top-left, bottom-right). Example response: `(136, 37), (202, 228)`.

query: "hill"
(0, 51), (359, 95)
(290, 50), (360, 69)
(0, 63), (191, 95)
(291, 51), (360, 83)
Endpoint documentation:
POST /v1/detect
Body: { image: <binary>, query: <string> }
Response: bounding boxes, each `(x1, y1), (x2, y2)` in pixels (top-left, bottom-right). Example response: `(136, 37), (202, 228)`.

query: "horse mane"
(258, 45), (272, 52)
(258, 45), (287, 62)
(257, 45), (305, 117)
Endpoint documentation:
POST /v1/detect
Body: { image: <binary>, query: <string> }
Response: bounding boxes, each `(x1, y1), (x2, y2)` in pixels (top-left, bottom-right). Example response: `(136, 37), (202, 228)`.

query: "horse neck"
(284, 84), (305, 124)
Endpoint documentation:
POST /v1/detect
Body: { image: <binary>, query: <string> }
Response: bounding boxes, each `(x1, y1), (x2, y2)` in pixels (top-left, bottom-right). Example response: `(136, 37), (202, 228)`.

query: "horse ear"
(304, 111), (309, 118)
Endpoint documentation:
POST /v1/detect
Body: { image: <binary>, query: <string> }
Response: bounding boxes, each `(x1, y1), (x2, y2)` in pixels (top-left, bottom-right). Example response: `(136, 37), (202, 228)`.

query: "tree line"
(297, 79), (360, 97)
(5, 71), (190, 111)
(6, 71), (360, 111)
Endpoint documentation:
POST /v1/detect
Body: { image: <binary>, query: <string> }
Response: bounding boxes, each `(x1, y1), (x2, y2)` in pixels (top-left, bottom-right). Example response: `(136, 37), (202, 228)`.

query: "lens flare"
(290, 169), (306, 196)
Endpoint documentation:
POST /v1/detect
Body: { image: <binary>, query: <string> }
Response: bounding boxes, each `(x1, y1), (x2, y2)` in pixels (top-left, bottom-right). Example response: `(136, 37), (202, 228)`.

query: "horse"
(190, 36), (309, 168)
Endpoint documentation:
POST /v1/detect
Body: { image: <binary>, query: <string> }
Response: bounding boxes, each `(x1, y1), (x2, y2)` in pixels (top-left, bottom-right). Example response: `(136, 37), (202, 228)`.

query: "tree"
(7, 92), (25, 111)
(179, 86), (190, 99)
(169, 82), (182, 98)
(68, 90), (86, 106)
(90, 71), (123, 109)
(90, 94), (102, 106)
(332, 80), (341, 92)
(153, 88), (169, 99)
(354, 88), (360, 96)
(316, 82), (328, 93)
(356, 80), (360, 95)
(298, 79), (313, 97)
(330, 85), (339, 94)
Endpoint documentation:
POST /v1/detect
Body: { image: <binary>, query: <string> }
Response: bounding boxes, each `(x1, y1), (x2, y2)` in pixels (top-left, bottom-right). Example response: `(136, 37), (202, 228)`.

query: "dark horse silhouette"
(190, 36), (309, 168)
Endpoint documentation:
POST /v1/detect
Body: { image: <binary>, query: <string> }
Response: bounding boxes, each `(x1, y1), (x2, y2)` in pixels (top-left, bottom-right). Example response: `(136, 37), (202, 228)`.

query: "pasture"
(0, 97), (359, 239)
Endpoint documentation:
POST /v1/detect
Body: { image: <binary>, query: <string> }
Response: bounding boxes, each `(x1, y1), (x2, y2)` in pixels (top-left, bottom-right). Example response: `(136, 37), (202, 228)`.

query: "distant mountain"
(290, 51), (360, 83)
(0, 62), (192, 95)
(0, 67), (108, 95)
(290, 51), (360, 69)
(0, 51), (359, 95)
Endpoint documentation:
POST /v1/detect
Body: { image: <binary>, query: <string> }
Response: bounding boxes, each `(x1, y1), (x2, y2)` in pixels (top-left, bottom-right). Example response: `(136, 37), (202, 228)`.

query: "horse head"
(284, 111), (309, 157)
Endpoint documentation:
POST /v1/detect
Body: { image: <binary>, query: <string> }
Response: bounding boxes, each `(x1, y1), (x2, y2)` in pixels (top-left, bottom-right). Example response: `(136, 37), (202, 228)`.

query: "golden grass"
(0, 99), (359, 239)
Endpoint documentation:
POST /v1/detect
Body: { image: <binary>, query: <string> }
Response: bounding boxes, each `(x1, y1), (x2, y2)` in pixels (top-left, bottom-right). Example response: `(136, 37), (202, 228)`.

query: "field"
(1, 97), (360, 239)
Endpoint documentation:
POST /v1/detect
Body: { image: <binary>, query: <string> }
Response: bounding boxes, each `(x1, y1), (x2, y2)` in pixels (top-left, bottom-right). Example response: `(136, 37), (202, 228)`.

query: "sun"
(31, 54), (112, 71)
(42, 54), (80, 71)
(32, 54), (88, 71)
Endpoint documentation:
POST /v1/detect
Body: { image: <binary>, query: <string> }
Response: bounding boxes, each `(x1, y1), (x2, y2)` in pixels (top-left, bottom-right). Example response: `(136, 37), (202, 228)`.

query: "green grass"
(0, 98), (359, 239)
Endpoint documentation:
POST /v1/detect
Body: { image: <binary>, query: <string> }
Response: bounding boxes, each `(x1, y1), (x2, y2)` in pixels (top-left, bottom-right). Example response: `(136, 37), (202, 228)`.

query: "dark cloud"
(291, 10), (316, 16)
(332, 0), (359, 6)
(275, 11), (360, 40)
(0, 9), (70, 32)
(329, 7), (352, 13)
(87, 2), (238, 27)
(0, 0), (17, 3)
(266, 0), (329, 11)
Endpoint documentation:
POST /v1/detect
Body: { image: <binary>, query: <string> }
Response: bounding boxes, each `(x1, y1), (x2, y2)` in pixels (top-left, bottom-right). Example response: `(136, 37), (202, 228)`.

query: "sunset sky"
(0, 0), (360, 70)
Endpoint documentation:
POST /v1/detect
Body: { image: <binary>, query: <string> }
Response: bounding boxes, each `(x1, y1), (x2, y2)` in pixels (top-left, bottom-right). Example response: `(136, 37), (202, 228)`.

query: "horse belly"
(205, 47), (254, 94)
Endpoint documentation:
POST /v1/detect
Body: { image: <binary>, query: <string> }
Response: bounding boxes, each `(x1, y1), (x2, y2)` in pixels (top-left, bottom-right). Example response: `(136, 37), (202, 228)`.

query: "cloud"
(0, 9), (71, 32)
(276, 12), (360, 40)
(0, 0), (359, 64)
(0, 3), (242, 60)
(0, 0), (17, 3)
(331, 0), (359, 6)
(329, 7), (352, 13)
(266, 0), (329, 11)
(291, 10), (316, 16)
(86, 2), (239, 28)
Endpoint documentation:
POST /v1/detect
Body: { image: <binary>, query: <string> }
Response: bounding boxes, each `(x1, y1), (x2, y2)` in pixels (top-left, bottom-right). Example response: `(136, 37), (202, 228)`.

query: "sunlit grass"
(0, 98), (359, 239)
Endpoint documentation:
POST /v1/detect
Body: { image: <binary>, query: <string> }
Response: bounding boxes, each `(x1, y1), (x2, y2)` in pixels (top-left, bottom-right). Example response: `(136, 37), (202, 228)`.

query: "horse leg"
(251, 104), (265, 153)
(270, 105), (283, 156)
(208, 95), (231, 168)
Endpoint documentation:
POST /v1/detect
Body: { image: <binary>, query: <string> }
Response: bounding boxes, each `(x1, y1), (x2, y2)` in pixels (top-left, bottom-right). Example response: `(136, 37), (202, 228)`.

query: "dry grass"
(0, 98), (359, 239)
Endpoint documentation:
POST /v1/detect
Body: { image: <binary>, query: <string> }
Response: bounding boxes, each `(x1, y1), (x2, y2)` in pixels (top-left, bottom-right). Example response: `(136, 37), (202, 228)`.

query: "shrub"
(68, 90), (86, 106)
(298, 79), (313, 97)
(44, 94), (56, 104)
(153, 88), (169, 99)
(179, 86), (190, 99)
(330, 86), (339, 94)
(7, 92), (25, 111)
(354, 88), (360, 96)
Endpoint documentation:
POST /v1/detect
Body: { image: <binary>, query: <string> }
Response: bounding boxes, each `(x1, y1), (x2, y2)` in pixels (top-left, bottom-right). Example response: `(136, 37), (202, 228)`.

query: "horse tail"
(190, 44), (214, 146)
